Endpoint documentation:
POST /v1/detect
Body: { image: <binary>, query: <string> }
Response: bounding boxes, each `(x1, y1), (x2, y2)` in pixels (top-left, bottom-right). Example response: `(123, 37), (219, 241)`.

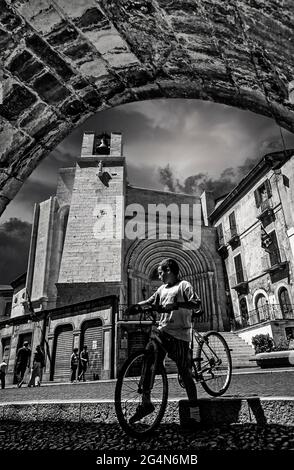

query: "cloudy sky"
(2, 98), (294, 224)
(1, 98), (294, 284)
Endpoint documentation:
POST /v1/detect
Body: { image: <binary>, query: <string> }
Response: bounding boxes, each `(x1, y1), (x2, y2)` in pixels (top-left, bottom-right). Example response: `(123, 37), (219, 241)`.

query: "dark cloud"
(0, 218), (32, 284)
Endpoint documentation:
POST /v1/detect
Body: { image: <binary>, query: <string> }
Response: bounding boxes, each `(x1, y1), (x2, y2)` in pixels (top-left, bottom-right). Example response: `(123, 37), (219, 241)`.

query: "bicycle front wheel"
(115, 349), (168, 438)
(195, 331), (232, 397)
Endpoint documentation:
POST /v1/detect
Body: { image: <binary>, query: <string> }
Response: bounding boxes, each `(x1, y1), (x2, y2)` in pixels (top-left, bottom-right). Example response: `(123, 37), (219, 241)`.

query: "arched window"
(239, 297), (249, 327)
(278, 287), (293, 318)
(255, 294), (268, 322)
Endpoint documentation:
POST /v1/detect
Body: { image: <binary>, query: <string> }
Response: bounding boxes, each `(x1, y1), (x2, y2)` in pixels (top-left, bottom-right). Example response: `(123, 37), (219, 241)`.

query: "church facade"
(0, 131), (228, 384)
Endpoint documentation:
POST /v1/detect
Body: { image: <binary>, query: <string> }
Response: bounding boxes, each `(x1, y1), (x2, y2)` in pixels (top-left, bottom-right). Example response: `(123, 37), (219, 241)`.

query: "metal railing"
(233, 303), (294, 330)
(261, 247), (288, 271)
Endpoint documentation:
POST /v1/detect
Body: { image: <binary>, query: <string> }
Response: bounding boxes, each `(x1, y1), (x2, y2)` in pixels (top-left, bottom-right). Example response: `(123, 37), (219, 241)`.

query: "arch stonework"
(0, 0), (294, 215)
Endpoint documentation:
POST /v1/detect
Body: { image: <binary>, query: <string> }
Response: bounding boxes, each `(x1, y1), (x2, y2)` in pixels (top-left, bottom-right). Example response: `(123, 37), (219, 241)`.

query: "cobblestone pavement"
(1, 368), (294, 403)
(0, 420), (293, 452)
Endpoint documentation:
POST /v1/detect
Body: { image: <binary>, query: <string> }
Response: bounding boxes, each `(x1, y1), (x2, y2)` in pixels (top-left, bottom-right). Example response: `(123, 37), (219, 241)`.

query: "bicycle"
(115, 305), (232, 438)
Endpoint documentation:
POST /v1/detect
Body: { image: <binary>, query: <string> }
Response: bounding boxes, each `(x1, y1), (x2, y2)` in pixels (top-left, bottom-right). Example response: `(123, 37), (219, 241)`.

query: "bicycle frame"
(192, 329), (224, 379)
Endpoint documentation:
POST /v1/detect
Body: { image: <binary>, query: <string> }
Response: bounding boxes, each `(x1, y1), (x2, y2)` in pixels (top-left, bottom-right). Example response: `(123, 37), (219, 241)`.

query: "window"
(268, 231), (281, 267)
(254, 180), (272, 207)
(4, 302), (12, 317)
(234, 254), (244, 284)
(255, 294), (268, 321)
(229, 212), (237, 235)
(216, 224), (224, 245)
(94, 133), (110, 155)
(278, 287), (292, 317)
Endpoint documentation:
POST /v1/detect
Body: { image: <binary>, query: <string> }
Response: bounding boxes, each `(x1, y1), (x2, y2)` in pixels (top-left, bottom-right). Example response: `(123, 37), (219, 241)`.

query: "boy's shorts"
(154, 329), (192, 370)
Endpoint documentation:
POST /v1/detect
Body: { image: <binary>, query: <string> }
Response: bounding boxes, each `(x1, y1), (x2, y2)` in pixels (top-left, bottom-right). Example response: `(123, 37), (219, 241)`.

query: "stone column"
(208, 271), (221, 330)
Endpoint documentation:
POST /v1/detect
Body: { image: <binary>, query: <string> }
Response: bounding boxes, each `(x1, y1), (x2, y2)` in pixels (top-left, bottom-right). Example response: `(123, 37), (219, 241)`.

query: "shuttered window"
(268, 231), (281, 266)
(82, 321), (103, 381)
(53, 325), (73, 382)
(234, 254), (244, 284)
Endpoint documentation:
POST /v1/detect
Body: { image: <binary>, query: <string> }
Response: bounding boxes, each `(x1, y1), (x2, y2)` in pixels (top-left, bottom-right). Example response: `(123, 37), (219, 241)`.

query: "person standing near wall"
(28, 345), (45, 387)
(70, 348), (79, 383)
(78, 345), (89, 382)
(0, 360), (7, 389)
(15, 341), (31, 388)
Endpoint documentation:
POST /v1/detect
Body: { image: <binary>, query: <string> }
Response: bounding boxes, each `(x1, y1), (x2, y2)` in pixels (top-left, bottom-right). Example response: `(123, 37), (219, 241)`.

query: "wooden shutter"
(216, 224), (224, 244)
(83, 322), (103, 381)
(234, 254), (244, 283)
(268, 231), (281, 266)
(265, 179), (272, 198)
(254, 189), (261, 208)
(53, 325), (73, 382)
(229, 212), (236, 229)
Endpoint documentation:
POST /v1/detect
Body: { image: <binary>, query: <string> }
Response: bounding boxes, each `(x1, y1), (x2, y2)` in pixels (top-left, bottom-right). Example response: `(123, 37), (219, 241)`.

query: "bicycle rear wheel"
(195, 331), (232, 397)
(115, 349), (168, 438)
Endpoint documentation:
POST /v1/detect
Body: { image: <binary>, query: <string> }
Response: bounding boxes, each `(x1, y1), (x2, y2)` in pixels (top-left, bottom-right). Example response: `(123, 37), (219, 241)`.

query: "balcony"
(257, 198), (275, 225)
(229, 269), (248, 295)
(261, 249), (289, 280)
(233, 304), (294, 330)
(225, 225), (240, 249)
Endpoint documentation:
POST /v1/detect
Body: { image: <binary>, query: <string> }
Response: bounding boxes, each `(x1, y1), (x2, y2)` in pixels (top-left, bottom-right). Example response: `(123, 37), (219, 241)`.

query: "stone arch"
(253, 290), (269, 322)
(0, 1), (294, 215)
(277, 285), (293, 318)
(125, 237), (223, 329)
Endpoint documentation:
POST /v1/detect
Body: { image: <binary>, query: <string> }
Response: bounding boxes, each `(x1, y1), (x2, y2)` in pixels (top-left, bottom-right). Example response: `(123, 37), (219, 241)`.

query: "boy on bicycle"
(126, 258), (201, 423)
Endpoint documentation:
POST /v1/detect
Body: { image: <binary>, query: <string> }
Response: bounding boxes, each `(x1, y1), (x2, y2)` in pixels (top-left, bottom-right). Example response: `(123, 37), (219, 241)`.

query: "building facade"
(0, 131), (228, 384)
(210, 150), (294, 347)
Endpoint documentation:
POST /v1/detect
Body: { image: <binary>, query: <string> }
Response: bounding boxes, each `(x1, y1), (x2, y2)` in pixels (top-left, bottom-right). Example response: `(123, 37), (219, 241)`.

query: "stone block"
(74, 7), (108, 31)
(63, 42), (93, 60)
(8, 50), (44, 82)
(3, 403), (38, 421)
(0, 404), (4, 421)
(0, 83), (37, 121)
(17, 0), (61, 35)
(0, 0), (23, 31)
(19, 102), (58, 137)
(260, 399), (294, 427)
(80, 402), (116, 423)
(26, 34), (74, 80)
(32, 72), (70, 104)
(37, 403), (80, 422)
(45, 20), (79, 47)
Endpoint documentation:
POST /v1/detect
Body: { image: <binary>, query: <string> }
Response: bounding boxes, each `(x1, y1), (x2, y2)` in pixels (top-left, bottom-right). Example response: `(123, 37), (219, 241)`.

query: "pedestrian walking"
(15, 341), (31, 388)
(0, 360), (7, 389)
(28, 345), (45, 387)
(78, 345), (89, 382)
(70, 348), (79, 383)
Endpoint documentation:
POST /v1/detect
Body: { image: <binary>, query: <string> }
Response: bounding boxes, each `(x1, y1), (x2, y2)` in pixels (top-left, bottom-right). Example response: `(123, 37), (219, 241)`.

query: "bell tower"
(57, 131), (126, 305)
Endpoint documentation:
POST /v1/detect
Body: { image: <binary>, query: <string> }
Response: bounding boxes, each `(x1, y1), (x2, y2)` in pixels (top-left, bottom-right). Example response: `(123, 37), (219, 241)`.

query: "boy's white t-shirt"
(147, 280), (200, 342)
